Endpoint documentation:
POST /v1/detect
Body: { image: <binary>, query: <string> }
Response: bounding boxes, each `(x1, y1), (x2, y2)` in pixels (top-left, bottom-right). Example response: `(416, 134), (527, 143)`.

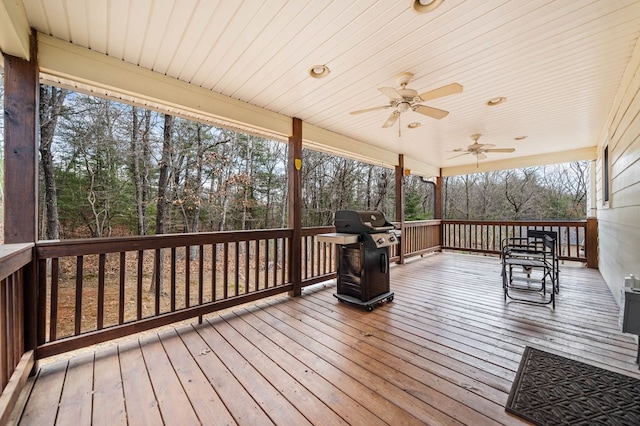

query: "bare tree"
(503, 168), (539, 219)
(130, 107), (153, 235)
(155, 114), (173, 236)
(150, 114), (173, 293)
(39, 86), (68, 239)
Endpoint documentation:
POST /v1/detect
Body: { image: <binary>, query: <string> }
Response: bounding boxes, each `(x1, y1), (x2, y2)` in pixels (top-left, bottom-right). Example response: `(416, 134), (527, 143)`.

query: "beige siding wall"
(597, 38), (640, 306)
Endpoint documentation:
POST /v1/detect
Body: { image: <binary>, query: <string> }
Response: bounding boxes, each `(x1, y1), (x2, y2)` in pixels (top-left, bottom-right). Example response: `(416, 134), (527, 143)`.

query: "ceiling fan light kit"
(349, 71), (463, 134)
(448, 133), (516, 166)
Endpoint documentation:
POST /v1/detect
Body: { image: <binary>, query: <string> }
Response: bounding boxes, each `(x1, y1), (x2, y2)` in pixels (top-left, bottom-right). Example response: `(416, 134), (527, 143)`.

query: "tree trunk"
(130, 107), (146, 235)
(142, 110), (152, 231)
(156, 114), (173, 235)
(192, 123), (203, 234)
(39, 86), (68, 240)
(151, 114), (173, 293)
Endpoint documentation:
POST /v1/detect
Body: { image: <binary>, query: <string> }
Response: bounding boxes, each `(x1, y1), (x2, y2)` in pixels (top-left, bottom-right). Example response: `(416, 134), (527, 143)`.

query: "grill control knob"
(389, 236), (396, 242)
(377, 238), (384, 244)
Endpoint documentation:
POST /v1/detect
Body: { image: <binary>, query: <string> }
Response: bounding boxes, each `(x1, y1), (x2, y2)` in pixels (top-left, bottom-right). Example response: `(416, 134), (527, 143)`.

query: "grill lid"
(334, 210), (395, 234)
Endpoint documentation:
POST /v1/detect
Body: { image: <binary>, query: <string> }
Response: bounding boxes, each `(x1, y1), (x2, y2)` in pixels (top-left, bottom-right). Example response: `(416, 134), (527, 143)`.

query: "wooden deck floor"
(14, 252), (640, 425)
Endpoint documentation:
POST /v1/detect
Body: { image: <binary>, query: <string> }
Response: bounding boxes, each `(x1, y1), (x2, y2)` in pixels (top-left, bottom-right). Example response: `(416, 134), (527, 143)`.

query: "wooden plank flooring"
(15, 252), (640, 425)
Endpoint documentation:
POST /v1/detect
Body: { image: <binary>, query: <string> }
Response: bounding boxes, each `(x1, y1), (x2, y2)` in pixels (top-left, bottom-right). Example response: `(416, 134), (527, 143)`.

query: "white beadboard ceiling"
(8, 0), (640, 174)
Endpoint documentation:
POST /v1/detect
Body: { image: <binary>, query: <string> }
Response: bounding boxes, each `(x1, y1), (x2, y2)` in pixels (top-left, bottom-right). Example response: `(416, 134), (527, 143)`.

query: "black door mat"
(506, 346), (640, 425)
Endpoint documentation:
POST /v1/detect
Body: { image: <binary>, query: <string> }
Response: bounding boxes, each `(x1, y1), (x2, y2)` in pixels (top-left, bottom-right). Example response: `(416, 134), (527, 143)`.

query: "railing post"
(288, 118), (303, 296)
(395, 155), (405, 264)
(435, 176), (443, 249)
(586, 217), (598, 269)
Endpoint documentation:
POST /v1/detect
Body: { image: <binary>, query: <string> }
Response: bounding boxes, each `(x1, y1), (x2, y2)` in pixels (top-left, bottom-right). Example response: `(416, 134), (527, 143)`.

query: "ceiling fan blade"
(413, 104), (449, 119)
(378, 87), (402, 99)
(418, 83), (463, 102)
(477, 153), (488, 160)
(485, 148), (516, 153)
(382, 111), (400, 128)
(447, 152), (471, 160)
(349, 105), (391, 115)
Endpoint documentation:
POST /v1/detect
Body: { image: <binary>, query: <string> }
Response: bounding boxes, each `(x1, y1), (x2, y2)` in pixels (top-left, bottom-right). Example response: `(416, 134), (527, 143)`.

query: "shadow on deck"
(14, 252), (639, 425)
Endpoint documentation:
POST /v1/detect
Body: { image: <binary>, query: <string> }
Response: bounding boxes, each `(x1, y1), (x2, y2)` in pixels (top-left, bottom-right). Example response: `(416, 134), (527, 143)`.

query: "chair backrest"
(527, 229), (557, 241)
(528, 229), (558, 254)
(543, 234), (556, 252)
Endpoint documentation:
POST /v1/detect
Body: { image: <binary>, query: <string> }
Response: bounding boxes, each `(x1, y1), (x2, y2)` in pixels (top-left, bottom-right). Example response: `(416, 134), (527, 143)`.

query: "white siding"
(597, 37), (640, 306)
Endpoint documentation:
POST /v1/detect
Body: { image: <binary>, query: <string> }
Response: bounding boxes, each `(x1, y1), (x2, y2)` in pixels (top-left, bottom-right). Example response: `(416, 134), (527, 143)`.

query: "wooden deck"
(13, 252), (640, 425)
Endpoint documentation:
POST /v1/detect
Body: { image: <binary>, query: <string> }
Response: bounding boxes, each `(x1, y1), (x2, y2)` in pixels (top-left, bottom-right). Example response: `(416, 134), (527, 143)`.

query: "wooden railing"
(441, 220), (590, 262)
(33, 227), (337, 358)
(0, 244), (36, 425)
(1, 218), (598, 368)
(302, 226), (337, 286)
(402, 220), (442, 259)
(389, 220), (441, 262)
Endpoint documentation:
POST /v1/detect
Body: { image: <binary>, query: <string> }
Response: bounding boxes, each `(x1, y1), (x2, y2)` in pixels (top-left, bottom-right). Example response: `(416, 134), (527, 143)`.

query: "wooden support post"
(1, 37), (40, 425)
(288, 118), (303, 296)
(434, 176), (443, 219)
(586, 217), (598, 269)
(3, 51), (39, 243)
(3, 34), (39, 358)
(395, 155), (405, 264)
(435, 176), (443, 249)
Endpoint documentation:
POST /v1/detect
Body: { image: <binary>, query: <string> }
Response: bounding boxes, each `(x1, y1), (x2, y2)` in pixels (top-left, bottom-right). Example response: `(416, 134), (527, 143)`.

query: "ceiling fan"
(448, 133), (516, 162)
(349, 72), (463, 133)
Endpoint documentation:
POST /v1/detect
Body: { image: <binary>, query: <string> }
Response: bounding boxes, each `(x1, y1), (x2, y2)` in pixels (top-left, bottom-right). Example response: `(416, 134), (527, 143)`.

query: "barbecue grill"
(320, 210), (399, 311)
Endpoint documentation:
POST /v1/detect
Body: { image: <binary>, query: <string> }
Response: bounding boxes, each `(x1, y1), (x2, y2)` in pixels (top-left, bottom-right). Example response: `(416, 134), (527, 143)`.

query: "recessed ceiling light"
(412, 0), (444, 14)
(487, 97), (506, 106)
(309, 65), (330, 78)
(407, 122), (422, 129)
(514, 136), (528, 140)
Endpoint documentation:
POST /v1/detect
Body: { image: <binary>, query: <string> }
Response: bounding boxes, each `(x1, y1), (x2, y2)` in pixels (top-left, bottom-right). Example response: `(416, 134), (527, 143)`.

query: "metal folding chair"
(501, 233), (557, 308)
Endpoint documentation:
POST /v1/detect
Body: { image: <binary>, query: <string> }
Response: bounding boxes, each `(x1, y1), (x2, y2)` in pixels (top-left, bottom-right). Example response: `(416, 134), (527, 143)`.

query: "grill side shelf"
(317, 233), (359, 245)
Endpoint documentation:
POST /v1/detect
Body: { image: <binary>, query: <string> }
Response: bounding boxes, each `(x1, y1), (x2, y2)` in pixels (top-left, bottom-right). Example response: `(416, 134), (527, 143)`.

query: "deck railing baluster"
(155, 249), (161, 315)
(118, 253), (125, 325)
(245, 241), (250, 294)
(281, 238), (287, 285)
(212, 244), (217, 301)
(97, 254), (105, 330)
(273, 239), (279, 286)
(171, 247), (177, 311)
(199, 245), (205, 324)
(185, 246), (191, 307)
(136, 251), (143, 321)
(50, 258), (59, 340)
(224, 242), (229, 299)
(235, 242), (240, 296)
(74, 256), (83, 335)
